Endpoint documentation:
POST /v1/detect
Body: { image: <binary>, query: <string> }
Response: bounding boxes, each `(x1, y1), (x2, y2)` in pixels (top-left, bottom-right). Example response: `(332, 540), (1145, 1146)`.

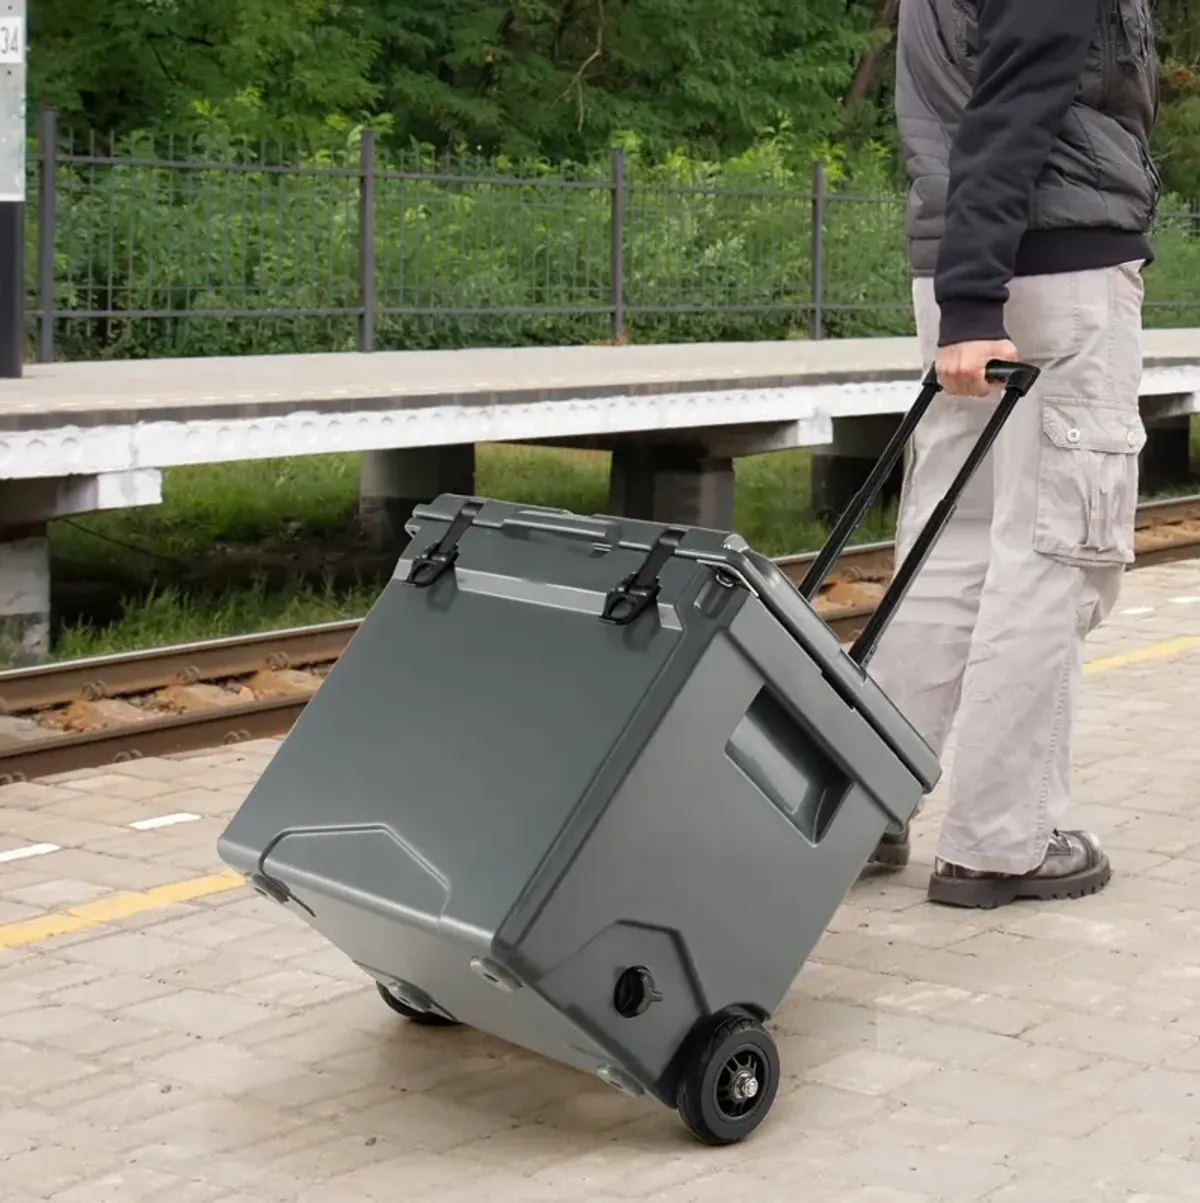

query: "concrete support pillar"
(1139, 415), (1195, 496)
(608, 440), (735, 530)
(810, 414), (904, 523)
(0, 524), (50, 666)
(358, 446), (476, 549)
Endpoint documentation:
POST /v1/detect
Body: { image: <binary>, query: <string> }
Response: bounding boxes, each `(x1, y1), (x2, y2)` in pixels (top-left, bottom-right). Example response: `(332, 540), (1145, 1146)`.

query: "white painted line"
(0, 843), (61, 864)
(1168, 596), (1200, 606)
(1121, 606), (1156, 616)
(128, 812), (201, 831)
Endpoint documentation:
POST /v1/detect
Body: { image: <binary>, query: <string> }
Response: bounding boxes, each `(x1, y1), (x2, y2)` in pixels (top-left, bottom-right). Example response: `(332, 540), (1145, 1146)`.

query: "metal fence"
(21, 109), (1200, 362)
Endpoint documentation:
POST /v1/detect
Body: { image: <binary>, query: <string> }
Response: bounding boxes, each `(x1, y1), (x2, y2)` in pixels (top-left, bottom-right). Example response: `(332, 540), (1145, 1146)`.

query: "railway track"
(3, 492), (1200, 784)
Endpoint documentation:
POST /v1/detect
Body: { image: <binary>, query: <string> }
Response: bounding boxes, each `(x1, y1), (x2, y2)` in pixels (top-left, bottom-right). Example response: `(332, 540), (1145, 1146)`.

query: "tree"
(30, 0), (381, 144)
(30, 0), (883, 161)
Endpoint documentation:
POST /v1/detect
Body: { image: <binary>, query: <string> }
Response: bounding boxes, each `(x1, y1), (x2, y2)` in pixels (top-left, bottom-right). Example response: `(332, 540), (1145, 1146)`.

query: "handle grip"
(501, 510), (618, 544)
(921, 359), (1040, 397)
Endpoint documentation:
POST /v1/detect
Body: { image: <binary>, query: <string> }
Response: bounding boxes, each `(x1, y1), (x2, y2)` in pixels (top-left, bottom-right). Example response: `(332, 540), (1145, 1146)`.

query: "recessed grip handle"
(501, 510), (618, 544)
(921, 359), (1041, 397)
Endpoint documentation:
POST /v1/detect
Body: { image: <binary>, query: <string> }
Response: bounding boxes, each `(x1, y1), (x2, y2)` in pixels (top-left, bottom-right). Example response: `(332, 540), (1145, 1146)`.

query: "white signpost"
(0, 0), (24, 376)
(0, 14), (22, 64)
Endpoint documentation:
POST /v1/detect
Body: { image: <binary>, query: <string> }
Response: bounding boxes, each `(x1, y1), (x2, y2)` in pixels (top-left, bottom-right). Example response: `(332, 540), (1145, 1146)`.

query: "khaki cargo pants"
(869, 263), (1145, 874)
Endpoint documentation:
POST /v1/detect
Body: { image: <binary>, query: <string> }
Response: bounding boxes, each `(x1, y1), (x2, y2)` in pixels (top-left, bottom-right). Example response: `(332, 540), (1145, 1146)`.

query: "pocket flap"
(1043, 400), (1147, 455)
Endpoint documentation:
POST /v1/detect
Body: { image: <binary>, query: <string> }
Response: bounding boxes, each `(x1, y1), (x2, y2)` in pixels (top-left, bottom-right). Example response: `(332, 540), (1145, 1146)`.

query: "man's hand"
(935, 339), (1019, 398)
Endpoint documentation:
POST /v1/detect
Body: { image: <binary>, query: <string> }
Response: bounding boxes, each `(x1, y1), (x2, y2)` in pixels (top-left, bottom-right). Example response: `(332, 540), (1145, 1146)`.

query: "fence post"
(36, 108), (55, 364)
(609, 148), (625, 343)
(358, 129), (376, 353)
(809, 160), (825, 340)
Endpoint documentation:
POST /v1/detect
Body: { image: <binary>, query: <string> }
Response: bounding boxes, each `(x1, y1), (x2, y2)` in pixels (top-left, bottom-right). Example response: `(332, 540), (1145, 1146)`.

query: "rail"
(2, 491), (1199, 783)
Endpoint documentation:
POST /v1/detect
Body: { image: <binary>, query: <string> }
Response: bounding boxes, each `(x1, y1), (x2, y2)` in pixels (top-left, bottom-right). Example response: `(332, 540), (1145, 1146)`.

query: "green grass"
(47, 444), (892, 660)
(49, 455), (364, 586)
(51, 579), (380, 661)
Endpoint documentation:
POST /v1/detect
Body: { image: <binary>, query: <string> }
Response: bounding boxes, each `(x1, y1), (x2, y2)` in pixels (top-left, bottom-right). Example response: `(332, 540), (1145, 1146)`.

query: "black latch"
(613, 966), (664, 1018)
(405, 501), (483, 588)
(601, 527), (685, 625)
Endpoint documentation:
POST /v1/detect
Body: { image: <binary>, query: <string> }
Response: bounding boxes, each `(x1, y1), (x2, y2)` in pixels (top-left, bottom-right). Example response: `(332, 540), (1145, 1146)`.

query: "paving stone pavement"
(3, 561), (1200, 1203)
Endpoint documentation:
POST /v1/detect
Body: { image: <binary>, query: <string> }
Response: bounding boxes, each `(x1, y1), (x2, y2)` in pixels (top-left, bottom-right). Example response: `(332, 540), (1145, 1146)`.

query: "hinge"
(600, 528), (685, 625)
(405, 501), (483, 588)
(249, 829), (316, 916)
(247, 871), (314, 917)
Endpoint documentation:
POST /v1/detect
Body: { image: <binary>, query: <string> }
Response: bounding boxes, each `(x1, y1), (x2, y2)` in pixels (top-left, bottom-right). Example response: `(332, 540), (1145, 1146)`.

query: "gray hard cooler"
(217, 362), (1038, 1145)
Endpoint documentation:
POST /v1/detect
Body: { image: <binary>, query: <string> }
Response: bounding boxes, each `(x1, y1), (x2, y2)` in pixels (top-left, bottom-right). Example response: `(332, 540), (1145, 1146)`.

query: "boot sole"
(926, 856), (1112, 910)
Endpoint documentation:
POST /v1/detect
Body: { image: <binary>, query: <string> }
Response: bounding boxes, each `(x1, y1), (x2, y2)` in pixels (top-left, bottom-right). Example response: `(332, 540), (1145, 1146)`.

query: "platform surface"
(3, 560), (1200, 1202)
(0, 340), (930, 427)
(4, 334), (1200, 482)
(3, 332), (1200, 427)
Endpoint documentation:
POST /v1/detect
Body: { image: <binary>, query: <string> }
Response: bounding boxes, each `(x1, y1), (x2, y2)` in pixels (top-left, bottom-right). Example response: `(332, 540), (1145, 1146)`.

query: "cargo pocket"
(1033, 400), (1146, 567)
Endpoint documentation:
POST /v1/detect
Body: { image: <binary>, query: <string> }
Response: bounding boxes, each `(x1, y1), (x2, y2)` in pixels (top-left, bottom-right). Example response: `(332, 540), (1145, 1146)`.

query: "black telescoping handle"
(799, 359), (1039, 605)
(848, 359), (1040, 666)
(977, 359), (1040, 395)
(796, 374), (942, 603)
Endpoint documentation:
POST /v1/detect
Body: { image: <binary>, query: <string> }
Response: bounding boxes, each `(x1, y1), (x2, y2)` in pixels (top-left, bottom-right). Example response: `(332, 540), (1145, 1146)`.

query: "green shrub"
(28, 127), (1200, 360)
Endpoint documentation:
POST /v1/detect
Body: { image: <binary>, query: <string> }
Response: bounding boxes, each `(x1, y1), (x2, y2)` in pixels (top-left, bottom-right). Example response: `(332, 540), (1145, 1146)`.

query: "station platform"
(2, 559), (1200, 1202)
(3, 335), (1200, 479)
(4, 333), (1200, 663)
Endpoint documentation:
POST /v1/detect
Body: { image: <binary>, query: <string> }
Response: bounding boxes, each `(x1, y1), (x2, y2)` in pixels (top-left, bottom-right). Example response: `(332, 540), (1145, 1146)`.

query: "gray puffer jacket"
(897, 0), (1160, 346)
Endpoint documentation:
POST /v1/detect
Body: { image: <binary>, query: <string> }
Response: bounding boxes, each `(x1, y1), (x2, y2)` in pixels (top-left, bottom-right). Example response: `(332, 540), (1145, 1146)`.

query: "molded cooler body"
(217, 495), (940, 1105)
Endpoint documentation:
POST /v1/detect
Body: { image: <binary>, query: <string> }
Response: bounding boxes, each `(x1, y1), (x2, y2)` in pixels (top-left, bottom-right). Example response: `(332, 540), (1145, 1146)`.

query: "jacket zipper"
(1140, 141), (1163, 224)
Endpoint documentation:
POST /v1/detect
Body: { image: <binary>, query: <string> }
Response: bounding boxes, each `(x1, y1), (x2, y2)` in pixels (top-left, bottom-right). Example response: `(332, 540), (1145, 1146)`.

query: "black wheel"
(676, 1013), (779, 1145)
(375, 981), (459, 1027)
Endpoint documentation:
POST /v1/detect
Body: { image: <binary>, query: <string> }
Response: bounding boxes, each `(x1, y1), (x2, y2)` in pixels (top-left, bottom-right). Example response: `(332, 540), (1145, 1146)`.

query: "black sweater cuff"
(938, 298), (1008, 347)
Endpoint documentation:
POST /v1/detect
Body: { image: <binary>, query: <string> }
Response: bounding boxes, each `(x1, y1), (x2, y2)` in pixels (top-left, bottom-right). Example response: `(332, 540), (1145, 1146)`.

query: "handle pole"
(797, 365), (942, 602)
(849, 361), (1040, 667)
